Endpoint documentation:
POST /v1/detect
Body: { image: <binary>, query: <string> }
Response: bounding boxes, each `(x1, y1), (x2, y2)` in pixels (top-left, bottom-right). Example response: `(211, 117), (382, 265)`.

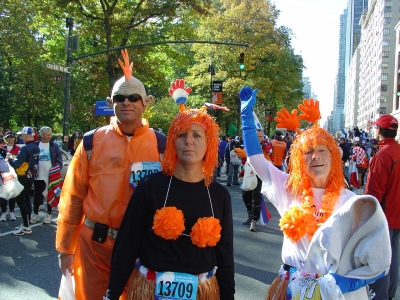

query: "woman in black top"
(106, 80), (234, 300)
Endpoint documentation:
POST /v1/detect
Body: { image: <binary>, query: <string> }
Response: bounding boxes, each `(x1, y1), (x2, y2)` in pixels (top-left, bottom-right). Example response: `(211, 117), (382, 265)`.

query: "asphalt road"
(0, 176), (399, 299)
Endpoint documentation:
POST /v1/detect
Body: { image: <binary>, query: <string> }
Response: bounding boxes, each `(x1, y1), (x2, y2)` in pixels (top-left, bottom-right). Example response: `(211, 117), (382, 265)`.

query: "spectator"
(339, 137), (350, 164)
(366, 115), (400, 300)
(0, 132), (20, 221)
(351, 137), (366, 194)
(239, 129), (267, 232)
(54, 134), (64, 148)
(56, 49), (164, 300)
(240, 89), (390, 300)
(217, 135), (228, 178)
(224, 136), (242, 186)
(74, 132), (83, 151)
(33, 127), (39, 141)
(370, 140), (379, 158)
(30, 126), (63, 224)
(0, 135), (5, 148)
(68, 130), (78, 155)
(8, 127), (40, 235)
(271, 130), (286, 171)
(259, 130), (273, 162)
(0, 148), (10, 221)
(105, 87), (234, 299)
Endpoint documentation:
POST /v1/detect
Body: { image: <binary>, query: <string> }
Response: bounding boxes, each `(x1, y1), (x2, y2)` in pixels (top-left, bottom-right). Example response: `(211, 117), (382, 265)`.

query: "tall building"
(345, 46), (361, 129)
(302, 77), (311, 99)
(332, 9), (348, 133)
(390, 21), (400, 140)
(345, 0), (369, 71)
(356, 0), (398, 137)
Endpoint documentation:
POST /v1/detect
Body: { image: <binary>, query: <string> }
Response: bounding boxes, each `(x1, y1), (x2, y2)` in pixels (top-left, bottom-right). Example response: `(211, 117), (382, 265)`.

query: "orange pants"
(73, 225), (127, 300)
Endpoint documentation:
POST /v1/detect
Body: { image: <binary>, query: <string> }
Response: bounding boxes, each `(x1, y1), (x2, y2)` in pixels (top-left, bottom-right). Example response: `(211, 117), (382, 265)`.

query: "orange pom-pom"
(190, 217), (222, 248)
(153, 207), (185, 240)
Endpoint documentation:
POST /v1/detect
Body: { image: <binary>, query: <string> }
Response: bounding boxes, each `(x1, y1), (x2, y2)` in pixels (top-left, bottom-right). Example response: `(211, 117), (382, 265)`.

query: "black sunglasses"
(113, 94), (142, 103)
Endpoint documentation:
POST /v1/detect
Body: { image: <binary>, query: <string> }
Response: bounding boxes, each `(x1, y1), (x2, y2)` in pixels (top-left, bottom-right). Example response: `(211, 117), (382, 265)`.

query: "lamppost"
(208, 64), (215, 101)
(63, 17), (74, 151)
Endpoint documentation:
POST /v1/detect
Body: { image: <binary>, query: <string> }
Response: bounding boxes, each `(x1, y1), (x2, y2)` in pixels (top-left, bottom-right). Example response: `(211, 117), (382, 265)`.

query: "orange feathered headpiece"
(274, 98), (345, 195)
(161, 80), (220, 186)
(287, 124), (345, 196)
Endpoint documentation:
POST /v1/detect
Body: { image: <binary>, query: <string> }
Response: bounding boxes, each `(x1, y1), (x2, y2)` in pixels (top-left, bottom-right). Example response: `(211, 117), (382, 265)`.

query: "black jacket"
(9, 140), (40, 172)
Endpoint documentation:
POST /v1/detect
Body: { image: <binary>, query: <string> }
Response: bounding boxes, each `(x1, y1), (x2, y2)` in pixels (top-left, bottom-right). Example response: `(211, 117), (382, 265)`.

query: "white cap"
(17, 127), (34, 135)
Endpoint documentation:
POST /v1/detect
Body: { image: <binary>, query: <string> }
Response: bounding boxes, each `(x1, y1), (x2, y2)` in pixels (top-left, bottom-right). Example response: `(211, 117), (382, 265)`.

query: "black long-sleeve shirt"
(107, 172), (235, 299)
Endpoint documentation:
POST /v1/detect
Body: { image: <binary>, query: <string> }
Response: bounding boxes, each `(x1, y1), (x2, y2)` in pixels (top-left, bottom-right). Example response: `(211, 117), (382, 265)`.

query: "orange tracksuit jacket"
(56, 119), (160, 300)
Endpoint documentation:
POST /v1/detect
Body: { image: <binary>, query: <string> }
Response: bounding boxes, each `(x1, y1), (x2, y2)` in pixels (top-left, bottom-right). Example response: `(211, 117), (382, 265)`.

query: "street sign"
(46, 63), (70, 73)
(54, 76), (65, 81)
(94, 100), (114, 116)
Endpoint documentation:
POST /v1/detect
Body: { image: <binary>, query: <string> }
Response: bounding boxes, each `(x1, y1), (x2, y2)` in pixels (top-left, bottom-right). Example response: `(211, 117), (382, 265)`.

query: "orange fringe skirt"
(126, 268), (220, 300)
(264, 264), (297, 300)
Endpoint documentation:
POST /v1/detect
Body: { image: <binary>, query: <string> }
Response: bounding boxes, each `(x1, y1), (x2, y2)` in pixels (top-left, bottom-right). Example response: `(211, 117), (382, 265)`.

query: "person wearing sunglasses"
(56, 49), (165, 300)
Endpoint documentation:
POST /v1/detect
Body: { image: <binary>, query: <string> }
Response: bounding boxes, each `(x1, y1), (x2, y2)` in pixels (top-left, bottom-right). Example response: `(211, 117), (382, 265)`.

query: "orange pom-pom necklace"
(152, 176), (222, 248)
(279, 188), (340, 243)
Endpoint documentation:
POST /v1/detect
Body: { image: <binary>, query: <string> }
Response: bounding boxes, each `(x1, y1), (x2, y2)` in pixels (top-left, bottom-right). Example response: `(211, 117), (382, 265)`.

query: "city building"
(356, 0), (398, 138)
(331, 9), (348, 133)
(302, 77), (311, 99)
(391, 21), (400, 140)
(345, 46), (361, 130)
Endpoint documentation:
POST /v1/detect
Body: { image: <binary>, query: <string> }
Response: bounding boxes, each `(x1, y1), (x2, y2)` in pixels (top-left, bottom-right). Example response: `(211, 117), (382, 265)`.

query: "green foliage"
(0, 0), (304, 136)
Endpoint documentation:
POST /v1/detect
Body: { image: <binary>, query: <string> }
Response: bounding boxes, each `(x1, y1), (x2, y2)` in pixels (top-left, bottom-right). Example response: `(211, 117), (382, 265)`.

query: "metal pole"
(63, 18), (73, 151)
(210, 66), (213, 102)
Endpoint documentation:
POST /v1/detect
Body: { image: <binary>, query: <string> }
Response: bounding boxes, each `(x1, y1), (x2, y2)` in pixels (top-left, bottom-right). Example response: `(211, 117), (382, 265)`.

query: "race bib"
(39, 151), (50, 161)
(130, 162), (161, 189)
(155, 271), (198, 300)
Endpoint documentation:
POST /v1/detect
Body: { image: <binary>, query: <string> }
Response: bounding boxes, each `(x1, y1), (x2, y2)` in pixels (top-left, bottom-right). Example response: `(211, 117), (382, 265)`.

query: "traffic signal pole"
(63, 18), (73, 151)
(62, 34), (248, 145)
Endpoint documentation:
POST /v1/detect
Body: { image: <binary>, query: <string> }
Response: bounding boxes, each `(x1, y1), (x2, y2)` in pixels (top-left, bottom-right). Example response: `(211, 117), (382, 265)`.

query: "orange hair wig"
(161, 105), (220, 186)
(287, 124), (345, 196)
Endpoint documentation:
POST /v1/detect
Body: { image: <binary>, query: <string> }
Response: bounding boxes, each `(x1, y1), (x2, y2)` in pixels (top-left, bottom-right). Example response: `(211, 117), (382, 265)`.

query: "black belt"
(283, 263), (295, 272)
(84, 217), (118, 240)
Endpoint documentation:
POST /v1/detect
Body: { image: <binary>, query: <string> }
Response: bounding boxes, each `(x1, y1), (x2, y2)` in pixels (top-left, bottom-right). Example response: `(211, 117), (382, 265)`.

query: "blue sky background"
(272, 0), (348, 123)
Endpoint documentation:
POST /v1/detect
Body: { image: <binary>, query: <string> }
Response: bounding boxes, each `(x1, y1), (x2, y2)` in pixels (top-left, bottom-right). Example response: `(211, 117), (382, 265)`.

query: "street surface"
(0, 176), (399, 299)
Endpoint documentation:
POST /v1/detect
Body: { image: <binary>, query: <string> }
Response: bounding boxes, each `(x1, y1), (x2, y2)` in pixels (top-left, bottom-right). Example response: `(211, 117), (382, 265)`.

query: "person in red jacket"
(365, 114), (400, 300)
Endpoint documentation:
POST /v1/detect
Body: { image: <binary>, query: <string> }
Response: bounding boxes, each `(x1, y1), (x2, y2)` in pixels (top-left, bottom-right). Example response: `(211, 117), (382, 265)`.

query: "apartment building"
(350, 0), (398, 138)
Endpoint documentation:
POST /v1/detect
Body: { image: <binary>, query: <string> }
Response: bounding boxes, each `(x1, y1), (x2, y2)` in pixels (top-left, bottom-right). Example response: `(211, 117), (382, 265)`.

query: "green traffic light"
(239, 64), (245, 70)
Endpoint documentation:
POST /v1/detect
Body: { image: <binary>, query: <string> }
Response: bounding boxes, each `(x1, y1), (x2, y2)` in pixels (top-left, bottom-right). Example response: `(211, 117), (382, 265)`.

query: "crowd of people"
(0, 126), (64, 235)
(1, 50), (399, 300)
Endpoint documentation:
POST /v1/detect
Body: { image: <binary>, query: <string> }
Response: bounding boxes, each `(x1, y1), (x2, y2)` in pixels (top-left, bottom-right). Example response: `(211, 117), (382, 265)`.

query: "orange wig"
(161, 105), (220, 186)
(286, 124), (345, 197)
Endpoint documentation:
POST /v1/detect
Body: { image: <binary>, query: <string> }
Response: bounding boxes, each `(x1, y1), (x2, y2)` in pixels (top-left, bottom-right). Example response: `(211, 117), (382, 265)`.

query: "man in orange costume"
(56, 49), (162, 300)
(271, 130), (286, 171)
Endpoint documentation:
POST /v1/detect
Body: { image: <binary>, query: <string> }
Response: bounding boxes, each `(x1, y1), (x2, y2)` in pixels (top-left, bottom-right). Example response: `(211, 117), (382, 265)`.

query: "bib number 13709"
(155, 272), (198, 300)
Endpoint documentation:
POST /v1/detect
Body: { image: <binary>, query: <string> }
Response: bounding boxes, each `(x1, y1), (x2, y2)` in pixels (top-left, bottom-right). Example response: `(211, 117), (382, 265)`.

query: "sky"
(272, 0), (348, 124)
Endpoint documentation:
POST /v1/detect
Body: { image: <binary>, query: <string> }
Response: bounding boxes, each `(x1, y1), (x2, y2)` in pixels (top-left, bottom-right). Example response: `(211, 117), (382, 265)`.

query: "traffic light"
(239, 53), (245, 70)
(246, 54), (257, 71)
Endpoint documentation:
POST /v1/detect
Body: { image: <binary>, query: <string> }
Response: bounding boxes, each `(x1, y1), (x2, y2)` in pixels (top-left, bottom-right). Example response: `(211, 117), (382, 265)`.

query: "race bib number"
(130, 162), (161, 189)
(39, 152), (50, 161)
(155, 272), (198, 300)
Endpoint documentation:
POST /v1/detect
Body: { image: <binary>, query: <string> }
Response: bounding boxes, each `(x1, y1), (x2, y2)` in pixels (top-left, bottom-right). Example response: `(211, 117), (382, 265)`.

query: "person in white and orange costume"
(240, 87), (391, 300)
(56, 49), (163, 300)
